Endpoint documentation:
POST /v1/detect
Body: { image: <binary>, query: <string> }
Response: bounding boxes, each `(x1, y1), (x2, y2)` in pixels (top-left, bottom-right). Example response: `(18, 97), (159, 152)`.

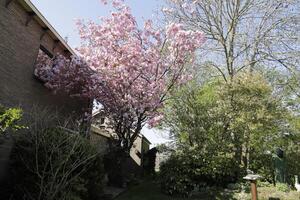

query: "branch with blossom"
(36, 0), (204, 150)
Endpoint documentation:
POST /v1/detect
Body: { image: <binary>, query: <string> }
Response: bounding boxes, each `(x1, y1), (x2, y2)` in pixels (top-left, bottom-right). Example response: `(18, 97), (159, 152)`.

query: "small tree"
(36, 0), (204, 151)
(11, 128), (104, 200)
(162, 72), (291, 173)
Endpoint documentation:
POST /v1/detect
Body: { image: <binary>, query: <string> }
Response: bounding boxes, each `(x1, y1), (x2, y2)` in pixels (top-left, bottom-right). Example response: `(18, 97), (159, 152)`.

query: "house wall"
(91, 121), (151, 167)
(129, 136), (150, 166)
(90, 126), (110, 155)
(0, 0), (88, 189)
(130, 136), (143, 166)
(0, 0), (86, 120)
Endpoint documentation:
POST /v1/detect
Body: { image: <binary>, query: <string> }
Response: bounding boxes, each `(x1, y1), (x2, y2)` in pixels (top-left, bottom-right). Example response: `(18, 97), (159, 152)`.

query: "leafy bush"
(0, 105), (23, 134)
(200, 151), (241, 184)
(250, 152), (275, 183)
(160, 73), (300, 194)
(159, 147), (240, 196)
(159, 153), (196, 197)
(286, 150), (300, 186)
(10, 128), (104, 200)
(276, 183), (290, 192)
(257, 181), (273, 188)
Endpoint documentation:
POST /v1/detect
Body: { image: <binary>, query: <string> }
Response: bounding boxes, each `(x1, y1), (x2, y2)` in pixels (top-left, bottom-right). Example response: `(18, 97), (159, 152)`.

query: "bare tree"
(11, 107), (102, 200)
(163, 0), (300, 81)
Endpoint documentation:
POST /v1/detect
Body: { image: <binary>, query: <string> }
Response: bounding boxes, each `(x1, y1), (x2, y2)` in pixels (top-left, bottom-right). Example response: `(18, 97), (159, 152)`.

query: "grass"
(115, 180), (300, 200)
(115, 180), (237, 200)
(254, 186), (300, 200)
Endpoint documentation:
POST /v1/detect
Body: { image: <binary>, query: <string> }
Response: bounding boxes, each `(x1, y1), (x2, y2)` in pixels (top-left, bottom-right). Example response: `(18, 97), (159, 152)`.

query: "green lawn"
(115, 180), (300, 200)
(115, 180), (238, 200)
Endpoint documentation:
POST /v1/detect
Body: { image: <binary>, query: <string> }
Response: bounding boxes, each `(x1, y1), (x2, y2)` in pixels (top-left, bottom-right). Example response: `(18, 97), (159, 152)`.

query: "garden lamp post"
(243, 174), (262, 200)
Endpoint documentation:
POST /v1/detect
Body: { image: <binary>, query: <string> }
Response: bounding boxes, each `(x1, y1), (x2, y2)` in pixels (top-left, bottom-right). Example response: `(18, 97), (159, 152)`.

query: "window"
(100, 117), (105, 125)
(34, 46), (53, 82)
(40, 45), (53, 58)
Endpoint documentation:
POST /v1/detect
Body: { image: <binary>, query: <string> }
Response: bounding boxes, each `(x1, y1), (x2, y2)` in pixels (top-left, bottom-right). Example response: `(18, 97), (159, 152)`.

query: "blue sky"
(31, 0), (165, 48)
(30, 0), (170, 146)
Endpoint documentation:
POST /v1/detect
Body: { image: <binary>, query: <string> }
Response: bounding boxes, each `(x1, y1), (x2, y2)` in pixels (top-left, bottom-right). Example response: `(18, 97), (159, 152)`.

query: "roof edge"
(23, 0), (76, 55)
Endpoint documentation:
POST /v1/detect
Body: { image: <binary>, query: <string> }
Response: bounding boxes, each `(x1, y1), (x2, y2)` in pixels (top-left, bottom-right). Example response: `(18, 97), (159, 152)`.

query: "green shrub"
(0, 105), (23, 134)
(159, 154), (196, 197)
(257, 181), (273, 188)
(276, 183), (290, 192)
(197, 152), (240, 185)
(285, 139), (300, 186)
(250, 147), (300, 186)
(250, 152), (275, 184)
(10, 128), (104, 200)
(159, 148), (240, 196)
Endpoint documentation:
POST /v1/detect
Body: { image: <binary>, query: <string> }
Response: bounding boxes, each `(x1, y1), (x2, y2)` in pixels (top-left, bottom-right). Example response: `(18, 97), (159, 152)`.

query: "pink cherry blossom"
(36, 0), (204, 149)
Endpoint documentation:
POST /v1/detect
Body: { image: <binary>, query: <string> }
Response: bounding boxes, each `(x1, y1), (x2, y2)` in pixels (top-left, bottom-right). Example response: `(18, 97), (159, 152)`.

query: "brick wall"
(0, 0), (87, 119)
(0, 0), (88, 188)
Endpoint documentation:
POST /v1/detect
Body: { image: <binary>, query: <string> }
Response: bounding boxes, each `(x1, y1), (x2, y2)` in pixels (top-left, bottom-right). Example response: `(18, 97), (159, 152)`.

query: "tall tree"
(36, 0), (204, 151)
(163, 0), (300, 81)
(162, 73), (290, 170)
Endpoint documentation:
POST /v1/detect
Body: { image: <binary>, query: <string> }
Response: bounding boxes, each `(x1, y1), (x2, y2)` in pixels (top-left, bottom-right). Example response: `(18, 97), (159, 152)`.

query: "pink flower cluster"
(35, 50), (99, 98)
(36, 0), (204, 127)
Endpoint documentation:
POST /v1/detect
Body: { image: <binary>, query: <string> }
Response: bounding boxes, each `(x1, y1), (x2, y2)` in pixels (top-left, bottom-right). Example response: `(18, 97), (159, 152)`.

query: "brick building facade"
(0, 0), (88, 190)
(0, 0), (87, 119)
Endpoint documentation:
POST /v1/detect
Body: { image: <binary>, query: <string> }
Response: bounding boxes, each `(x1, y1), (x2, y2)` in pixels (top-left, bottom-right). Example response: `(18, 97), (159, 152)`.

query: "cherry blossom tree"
(36, 0), (204, 151)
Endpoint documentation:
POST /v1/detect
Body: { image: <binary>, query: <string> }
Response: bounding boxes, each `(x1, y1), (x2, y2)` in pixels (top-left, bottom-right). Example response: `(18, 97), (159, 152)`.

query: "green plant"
(159, 147), (240, 197)
(161, 72), (300, 189)
(275, 183), (290, 193)
(258, 181), (273, 188)
(250, 152), (275, 184)
(159, 153), (196, 197)
(0, 105), (23, 134)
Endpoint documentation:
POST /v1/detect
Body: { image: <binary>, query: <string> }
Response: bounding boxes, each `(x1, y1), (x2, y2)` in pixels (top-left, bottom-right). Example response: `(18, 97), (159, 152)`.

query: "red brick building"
(0, 0), (89, 190)
(0, 0), (87, 119)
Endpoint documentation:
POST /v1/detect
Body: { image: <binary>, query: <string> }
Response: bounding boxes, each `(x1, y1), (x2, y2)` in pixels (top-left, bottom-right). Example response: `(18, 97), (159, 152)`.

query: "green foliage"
(115, 179), (300, 200)
(159, 147), (239, 196)
(285, 130), (300, 186)
(257, 181), (273, 187)
(11, 127), (104, 200)
(159, 153), (196, 197)
(249, 152), (275, 183)
(275, 183), (290, 193)
(161, 72), (300, 193)
(0, 105), (23, 134)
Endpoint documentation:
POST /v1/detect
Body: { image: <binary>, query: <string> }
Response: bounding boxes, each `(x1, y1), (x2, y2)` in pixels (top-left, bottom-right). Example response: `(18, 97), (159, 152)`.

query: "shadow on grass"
(116, 180), (300, 200)
(115, 180), (239, 200)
